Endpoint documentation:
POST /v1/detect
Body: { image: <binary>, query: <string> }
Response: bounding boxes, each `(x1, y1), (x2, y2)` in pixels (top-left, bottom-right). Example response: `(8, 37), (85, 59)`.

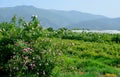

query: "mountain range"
(0, 5), (120, 30)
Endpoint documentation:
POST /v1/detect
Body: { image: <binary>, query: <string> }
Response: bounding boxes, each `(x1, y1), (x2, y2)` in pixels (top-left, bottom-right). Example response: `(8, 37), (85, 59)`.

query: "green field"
(0, 16), (120, 77)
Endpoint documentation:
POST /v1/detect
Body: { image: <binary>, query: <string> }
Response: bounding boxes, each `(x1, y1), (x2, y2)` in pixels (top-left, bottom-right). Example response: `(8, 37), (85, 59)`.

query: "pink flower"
(24, 56), (28, 60)
(43, 71), (46, 75)
(23, 48), (28, 52)
(23, 48), (32, 52)
(15, 43), (18, 46)
(16, 67), (19, 71)
(9, 74), (12, 77)
(37, 72), (39, 75)
(30, 63), (35, 70)
(27, 48), (32, 51)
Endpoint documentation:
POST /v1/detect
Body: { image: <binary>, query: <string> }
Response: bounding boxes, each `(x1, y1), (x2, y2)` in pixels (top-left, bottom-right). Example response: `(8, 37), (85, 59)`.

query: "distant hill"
(67, 18), (120, 30)
(0, 5), (120, 30)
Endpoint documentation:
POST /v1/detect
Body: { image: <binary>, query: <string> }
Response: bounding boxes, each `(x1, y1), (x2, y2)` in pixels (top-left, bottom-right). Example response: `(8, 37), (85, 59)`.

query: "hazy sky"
(0, 0), (120, 18)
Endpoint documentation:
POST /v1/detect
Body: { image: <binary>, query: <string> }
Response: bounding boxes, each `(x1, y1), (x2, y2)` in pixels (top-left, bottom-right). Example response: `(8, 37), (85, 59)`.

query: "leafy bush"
(0, 15), (56, 77)
(5, 39), (55, 77)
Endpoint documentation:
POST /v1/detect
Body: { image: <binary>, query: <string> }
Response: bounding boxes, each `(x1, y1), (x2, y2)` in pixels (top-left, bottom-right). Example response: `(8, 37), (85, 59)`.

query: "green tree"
(47, 27), (54, 32)
(18, 17), (25, 27)
(11, 15), (17, 25)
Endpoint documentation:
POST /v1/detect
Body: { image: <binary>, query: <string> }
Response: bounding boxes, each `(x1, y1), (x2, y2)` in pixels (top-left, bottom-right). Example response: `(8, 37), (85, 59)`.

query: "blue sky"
(0, 0), (120, 18)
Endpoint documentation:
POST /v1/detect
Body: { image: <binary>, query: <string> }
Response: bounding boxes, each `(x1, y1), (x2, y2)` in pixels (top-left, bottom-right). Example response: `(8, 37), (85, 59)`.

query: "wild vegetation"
(0, 15), (120, 77)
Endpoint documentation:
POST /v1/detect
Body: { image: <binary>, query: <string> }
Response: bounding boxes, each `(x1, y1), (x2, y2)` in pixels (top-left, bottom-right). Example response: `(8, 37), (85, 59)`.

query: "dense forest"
(0, 15), (120, 77)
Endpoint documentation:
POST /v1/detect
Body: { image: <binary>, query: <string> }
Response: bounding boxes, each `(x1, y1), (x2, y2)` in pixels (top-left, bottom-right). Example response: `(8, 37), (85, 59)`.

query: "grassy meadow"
(0, 16), (120, 77)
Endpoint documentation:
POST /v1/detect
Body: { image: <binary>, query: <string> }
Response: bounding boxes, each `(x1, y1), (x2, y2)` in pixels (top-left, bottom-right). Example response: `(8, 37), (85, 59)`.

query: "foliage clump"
(0, 15), (56, 77)
(0, 15), (120, 77)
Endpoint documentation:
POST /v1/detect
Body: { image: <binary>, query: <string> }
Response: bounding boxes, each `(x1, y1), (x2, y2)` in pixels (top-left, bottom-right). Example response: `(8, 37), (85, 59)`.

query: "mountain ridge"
(0, 5), (120, 30)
